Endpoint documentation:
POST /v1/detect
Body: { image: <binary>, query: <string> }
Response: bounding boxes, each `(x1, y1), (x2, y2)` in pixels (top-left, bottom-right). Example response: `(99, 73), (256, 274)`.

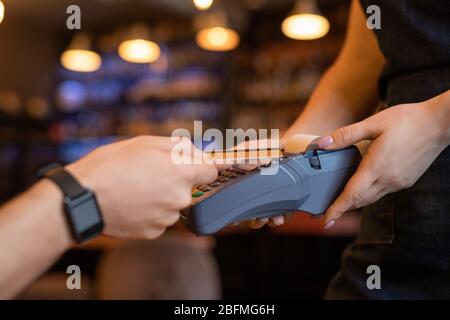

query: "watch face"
(65, 191), (103, 242)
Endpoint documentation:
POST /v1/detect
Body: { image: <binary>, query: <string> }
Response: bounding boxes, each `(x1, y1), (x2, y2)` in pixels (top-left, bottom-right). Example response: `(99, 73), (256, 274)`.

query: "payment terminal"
(181, 134), (365, 236)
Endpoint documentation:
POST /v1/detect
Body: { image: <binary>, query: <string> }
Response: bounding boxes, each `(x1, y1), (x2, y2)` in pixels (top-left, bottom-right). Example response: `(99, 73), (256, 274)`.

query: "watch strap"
(38, 164), (86, 199)
(37, 163), (104, 243)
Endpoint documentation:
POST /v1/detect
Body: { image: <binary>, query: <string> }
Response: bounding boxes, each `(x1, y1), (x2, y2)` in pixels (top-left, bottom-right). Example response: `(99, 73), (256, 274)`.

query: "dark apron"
(325, 0), (450, 299)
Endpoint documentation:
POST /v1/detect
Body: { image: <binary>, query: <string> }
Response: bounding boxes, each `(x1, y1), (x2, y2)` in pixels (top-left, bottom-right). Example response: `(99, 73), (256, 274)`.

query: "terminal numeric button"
(198, 185), (212, 192)
(223, 173), (237, 178)
(231, 168), (246, 175)
(192, 191), (204, 197)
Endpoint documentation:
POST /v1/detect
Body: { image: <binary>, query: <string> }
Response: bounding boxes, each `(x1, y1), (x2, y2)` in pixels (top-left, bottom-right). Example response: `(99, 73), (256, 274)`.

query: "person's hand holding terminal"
(319, 90), (450, 228)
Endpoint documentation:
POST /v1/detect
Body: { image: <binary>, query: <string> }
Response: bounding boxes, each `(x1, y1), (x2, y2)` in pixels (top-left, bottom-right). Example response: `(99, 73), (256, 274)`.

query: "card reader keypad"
(191, 167), (257, 200)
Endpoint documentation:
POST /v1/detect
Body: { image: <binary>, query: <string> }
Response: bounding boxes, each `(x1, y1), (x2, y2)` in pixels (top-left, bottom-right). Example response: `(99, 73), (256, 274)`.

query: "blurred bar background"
(0, 0), (359, 299)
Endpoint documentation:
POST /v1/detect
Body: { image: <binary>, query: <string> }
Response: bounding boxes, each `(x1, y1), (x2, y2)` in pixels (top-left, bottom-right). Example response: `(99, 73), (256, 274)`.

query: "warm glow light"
(282, 13), (329, 40)
(60, 50), (102, 72)
(118, 39), (161, 63)
(193, 0), (213, 11)
(0, 1), (5, 24)
(196, 27), (239, 52)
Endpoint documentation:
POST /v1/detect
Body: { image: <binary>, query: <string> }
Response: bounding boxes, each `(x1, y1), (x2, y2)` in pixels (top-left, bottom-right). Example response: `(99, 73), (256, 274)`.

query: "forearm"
(0, 180), (73, 298)
(283, 0), (385, 140)
(431, 89), (450, 144)
(284, 61), (381, 138)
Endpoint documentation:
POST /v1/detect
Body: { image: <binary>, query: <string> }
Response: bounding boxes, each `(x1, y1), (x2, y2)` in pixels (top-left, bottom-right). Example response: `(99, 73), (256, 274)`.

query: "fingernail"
(318, 136), (334, 149)
(273, 216), (284, 226)
(261, 218), (269, 224)
(324, 220), (336, 230)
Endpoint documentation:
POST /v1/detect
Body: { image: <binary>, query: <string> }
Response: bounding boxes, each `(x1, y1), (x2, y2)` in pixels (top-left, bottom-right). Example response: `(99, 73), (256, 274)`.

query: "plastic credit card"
(206, 148), (283, 163)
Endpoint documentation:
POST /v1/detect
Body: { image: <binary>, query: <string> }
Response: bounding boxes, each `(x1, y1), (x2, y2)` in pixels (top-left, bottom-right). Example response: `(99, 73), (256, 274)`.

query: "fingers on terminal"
(248, 218), (268, 229)
(268, 216), (285, 227)
(190, 162), (219, 186)
(329, 120), (377, 149)
(325, 170), (373, 221)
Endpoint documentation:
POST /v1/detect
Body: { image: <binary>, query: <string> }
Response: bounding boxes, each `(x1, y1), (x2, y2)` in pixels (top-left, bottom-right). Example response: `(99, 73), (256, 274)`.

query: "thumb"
(317, 120), (378, 150)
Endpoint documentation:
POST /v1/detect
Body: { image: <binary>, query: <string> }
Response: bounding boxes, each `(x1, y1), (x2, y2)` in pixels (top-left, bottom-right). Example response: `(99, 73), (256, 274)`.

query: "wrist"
(428, 90), (450, 145)
(27, 180), (74, 251)
(65, 162), (98, 192)
(44, 163), (105, 243)
(65, 161), (107, 219)
(35, 161), (105, 243)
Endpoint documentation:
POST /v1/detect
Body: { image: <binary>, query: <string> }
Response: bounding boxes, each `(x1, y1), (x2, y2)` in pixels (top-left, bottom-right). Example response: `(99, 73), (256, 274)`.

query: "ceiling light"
(196, 27), (239, 52)
(118, 39), (160, 63)
(117, 23), (161, 63)
(0, 1), (5, 24)
(193, 0), (214, 11)
(60, 33), (102, 72)
(281, 0), (329, 40)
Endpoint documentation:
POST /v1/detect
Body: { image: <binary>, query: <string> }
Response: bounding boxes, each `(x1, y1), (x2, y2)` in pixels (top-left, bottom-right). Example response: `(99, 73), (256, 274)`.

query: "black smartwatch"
(37, 163), (104, 243)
